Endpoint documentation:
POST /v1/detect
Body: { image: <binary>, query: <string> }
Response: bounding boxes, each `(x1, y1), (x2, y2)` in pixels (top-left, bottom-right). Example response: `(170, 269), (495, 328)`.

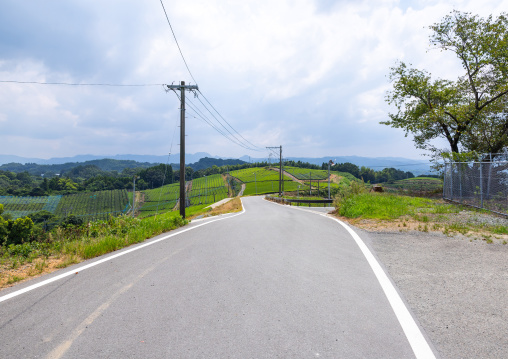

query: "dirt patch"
(210, 197), (242, 215)
(0, 255), (81, 291)
(188, 198), (243, 220)
(329, 174), (342, 184)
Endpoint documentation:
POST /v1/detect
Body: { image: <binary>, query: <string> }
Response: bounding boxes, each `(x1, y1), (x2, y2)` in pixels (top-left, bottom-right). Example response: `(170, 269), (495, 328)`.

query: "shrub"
(333, 181), (368, 211)
(5, 217), (34, 246)
(28, 210), (56, 224)
(61, 215), (84, 228)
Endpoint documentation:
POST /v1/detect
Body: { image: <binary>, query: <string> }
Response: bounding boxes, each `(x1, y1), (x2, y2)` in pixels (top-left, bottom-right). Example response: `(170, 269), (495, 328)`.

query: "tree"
(6, 217), (34, 245)
(384, 11), (508, 159)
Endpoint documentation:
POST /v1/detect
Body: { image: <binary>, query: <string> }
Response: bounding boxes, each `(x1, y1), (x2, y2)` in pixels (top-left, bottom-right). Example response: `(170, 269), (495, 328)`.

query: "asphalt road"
(0, 197), (437, 358)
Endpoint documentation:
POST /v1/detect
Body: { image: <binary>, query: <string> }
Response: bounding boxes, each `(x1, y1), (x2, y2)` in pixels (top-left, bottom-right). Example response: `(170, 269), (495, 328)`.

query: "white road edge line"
(264, 199), (436, 359)
(0, 199), (246, 304)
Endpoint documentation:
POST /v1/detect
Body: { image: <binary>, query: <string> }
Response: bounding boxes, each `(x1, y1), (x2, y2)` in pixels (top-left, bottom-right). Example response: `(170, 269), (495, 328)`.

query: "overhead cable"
(196, 90), (262, 150)
(170, 89), (261, 151)
(0, 80), (163, 87)
(158, 0), (262, 152)
(159, 0), (197, 84)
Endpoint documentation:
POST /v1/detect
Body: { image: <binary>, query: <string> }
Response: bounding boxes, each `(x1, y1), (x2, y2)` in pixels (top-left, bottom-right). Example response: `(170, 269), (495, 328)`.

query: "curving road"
(0, 196), (436, 358)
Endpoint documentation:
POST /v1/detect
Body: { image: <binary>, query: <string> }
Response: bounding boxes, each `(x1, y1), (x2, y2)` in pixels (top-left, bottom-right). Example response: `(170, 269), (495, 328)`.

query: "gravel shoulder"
(357, 227), (508, 359)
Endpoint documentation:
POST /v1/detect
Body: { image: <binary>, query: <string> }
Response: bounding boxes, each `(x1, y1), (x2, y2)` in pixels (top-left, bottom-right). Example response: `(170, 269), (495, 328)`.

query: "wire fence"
(443, 159), (508, 216)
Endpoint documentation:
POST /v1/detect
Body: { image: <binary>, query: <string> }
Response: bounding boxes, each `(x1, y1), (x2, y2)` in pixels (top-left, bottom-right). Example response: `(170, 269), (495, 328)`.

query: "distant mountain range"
(0, 153), (213, 166)
(0, 153), (434, 175)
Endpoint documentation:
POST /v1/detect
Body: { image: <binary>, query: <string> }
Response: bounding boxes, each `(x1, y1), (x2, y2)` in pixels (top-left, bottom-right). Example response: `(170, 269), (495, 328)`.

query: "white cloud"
(0, 0), (507, 160)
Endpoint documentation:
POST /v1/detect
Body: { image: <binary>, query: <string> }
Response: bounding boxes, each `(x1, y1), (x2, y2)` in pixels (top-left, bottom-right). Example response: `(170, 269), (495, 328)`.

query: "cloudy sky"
(0, 0), (506, 161)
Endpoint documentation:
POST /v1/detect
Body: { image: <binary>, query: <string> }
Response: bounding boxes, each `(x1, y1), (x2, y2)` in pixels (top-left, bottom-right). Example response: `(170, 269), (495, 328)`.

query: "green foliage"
(337, 193), (434, 220)
(0, 216), (8, 244)
(27, 210), (56, 224)
(137, 164), (173, 188)
(384, 11), (508, 158)
(4, 217), (34, 246)
(61, 215), (84, 228)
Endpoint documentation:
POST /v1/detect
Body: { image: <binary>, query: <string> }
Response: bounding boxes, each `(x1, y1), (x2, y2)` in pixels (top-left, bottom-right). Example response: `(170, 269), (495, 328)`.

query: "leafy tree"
(138, 164), (172, 187)
(0, 217), (8, 245)
(5, 217), (34, 245)
(28, 210), (56, 224)
(384, 11), (508, 159)
(359, 166), (376, 183)
(61, 215), (84, 228)
(332, 162), (360, 178)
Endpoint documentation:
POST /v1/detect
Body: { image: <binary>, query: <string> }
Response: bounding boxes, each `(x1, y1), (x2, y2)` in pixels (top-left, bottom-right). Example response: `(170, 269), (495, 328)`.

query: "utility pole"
(267, 146), (282, 196)
(166, 81), (198, 219)
(328, 160), (334, 200)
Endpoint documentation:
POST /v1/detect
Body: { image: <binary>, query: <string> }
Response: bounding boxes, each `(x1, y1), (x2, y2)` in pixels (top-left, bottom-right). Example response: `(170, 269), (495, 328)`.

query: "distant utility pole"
(166, 81), (198, 219)
(328, 160), (335, 200)
(267, 146), (282, 196)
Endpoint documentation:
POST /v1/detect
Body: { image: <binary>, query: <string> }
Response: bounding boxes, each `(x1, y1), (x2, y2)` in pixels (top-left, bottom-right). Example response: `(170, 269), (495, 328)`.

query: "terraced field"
(0, 190), (129, 220)
(138, 182), (180, 218)
(230, 167), (281, 183)
(188, 174), (228, 205)
(285, 167), (329, 180)
(229, 167), (309, 195)
(55, 190), (129, 220)
(0, 195), (62, 219)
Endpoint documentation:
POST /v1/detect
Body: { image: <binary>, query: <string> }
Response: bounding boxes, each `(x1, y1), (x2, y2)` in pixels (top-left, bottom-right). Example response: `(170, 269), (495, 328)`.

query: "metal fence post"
(450, 162), (453, 201)
(458, 163), (462, 204)
(480, 161), (484, 209)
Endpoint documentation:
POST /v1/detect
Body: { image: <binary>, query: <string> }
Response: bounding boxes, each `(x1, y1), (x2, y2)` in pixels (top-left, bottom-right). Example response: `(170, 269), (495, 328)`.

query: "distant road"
(0, 197), (436, 358)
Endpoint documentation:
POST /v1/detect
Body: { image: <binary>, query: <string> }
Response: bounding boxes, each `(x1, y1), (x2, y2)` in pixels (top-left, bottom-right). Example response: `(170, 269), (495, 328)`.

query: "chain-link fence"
(443, 159), (508, 216)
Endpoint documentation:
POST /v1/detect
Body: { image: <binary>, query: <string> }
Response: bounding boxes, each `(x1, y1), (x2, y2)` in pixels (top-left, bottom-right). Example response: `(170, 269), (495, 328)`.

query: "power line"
(192, 92), (261, 151)
(159, 0), (197, 84)
(196, 90), (262, 150)
(158, 1), (262, 152)
(171, 89), (260, 151)
(0, 80), (163, 87)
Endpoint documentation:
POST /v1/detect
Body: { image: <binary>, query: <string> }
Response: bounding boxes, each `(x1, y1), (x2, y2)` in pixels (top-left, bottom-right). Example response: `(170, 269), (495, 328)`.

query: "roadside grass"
(337, 193), (441, 220)
(0, 211), (187, 290)
(333, 187), (508, 243)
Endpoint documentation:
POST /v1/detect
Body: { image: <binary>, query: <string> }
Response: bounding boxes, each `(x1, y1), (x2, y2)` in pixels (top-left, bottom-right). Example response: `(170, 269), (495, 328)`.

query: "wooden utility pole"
(167, 81), (198, 219)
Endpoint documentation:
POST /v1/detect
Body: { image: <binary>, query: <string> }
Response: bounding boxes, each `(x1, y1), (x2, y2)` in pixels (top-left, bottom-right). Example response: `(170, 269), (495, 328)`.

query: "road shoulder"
(360, 228), (508, 359)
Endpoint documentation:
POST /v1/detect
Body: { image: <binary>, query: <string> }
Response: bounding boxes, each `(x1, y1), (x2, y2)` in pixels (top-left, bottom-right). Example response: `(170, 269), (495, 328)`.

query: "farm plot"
(230, 167), (308, 196)
(54, 190), (129, 220)
(230, 167), (281, 183)
(0, 195), (62, 219)
(285, 167), (329, 180)
(188, 174), (228, 205)
(138, 182), (180, 217)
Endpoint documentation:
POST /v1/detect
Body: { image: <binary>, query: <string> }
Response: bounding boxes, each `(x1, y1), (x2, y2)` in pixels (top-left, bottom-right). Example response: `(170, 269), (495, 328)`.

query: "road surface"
(0, 196), (436, 358)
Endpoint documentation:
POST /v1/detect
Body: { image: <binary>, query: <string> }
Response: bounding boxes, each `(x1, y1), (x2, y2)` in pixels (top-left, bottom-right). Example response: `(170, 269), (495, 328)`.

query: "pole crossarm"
(166, 84), (199, 91)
